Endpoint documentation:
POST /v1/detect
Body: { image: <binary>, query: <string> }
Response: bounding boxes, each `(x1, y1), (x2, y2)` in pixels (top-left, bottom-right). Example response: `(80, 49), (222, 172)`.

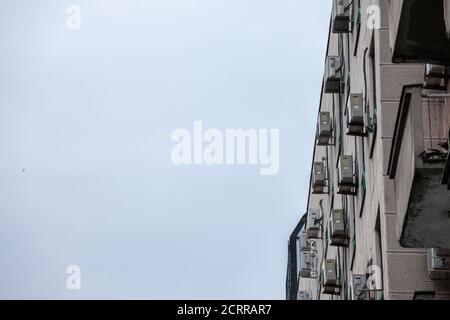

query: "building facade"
(287, 0), (450, 300)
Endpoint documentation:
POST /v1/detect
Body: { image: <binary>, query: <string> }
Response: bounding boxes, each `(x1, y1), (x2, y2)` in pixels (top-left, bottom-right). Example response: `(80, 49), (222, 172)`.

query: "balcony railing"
(359, 289), (384, 301)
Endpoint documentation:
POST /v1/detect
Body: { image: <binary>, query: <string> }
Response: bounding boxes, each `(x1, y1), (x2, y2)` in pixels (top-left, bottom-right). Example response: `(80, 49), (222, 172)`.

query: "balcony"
(391, 0), (450, 64)
(388, 85), (450, 248)
(352, 275), (384, 300)
(428, 248), (450, 280)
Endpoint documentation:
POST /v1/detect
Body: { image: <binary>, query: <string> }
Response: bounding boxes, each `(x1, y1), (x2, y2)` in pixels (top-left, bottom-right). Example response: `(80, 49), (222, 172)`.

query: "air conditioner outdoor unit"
(324, 56), (343, 93)
(317, 112), (332, 145)
(297, 291), (311, 301)
(338, 155), (357, 195)
(306, 208), (321, 239)
(338, 155), (354, 185)
(348, 94), (364, 126)
(323, 259), (337, 284)
(330, 209), (345, 236)
(318, 112), (332, 136)
(329, 209), (349, 247)
(322, 259), (340, 295)
(312, 162), (326, 193)
(424, 64), (448, 90)
(299, 230), (309, 252)
(299, 250), (312, 278)
(333, 0), (351, 33)
(428, 248), (450, 280)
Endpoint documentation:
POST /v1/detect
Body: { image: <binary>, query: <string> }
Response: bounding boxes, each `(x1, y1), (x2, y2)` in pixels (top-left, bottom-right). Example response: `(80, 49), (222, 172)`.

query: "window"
(366, 36), (378, 158)
(374, 208), (384, 292)
(326, 142), (334, 195)
(319, 199), (326, 242)
(345, 194), (357, 270)
(353, 0), (362, 55)
(356, 136), (366, 216)
(334, 95), (344, 168)
(413, 292), (435, 300)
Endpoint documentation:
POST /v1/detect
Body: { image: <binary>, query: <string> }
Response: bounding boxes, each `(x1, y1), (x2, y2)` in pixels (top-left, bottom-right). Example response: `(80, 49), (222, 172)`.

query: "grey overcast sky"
(0, 0), (331, 299)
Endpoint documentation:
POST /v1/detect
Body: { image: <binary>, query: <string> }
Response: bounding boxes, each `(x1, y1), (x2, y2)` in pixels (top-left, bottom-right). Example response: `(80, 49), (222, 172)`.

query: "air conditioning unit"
(306, 208), (321, 239)
(297, 291), (311, 301)
(318, 112), (332, 136)
(428, 248), (450, 280)
(424, 64), (448, 90)
(330, 209), (345, 237)
(348, 94), (364, 126)
(322, 259), (340, 295)
(323, 259), (338, 284)
(299, 250), (312, 278)
(312, 162), (326, 193)
(329, 209), (349, 247)
(299, 230), (309, 252)
(337, 155), (356, 195)
(338, 155), (354, 185)
(351, 274), (367, 300)
(333, 0), (351, 33)
(317, 112), (332, 145)
(324, 56), (343, 93)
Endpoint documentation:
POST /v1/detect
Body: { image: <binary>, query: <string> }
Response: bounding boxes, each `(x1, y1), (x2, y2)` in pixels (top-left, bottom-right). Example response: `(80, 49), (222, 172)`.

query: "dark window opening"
(413, 291), (436, 300)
